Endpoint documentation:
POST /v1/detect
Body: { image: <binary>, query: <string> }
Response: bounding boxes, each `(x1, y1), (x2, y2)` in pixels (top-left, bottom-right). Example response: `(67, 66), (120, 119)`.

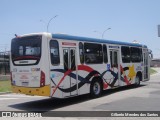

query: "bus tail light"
(40, 71), (45, 87)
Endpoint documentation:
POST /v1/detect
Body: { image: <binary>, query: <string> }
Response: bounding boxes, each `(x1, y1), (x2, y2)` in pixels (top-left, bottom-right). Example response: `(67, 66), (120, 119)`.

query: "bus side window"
(79, 42), (84, 64)
(130, 47), (142, 62)
(50, 40), (60, 65)
(121, 46), (131, 63)
(103, 44), (108, 63)
(84, 43), (103, 64)
(140, 49), (143, 62)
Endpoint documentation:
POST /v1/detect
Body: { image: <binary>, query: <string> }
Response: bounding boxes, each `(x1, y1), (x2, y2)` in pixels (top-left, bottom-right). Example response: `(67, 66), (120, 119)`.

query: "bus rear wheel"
(90, 80), (102, 98)
(135, 75), (140, 87)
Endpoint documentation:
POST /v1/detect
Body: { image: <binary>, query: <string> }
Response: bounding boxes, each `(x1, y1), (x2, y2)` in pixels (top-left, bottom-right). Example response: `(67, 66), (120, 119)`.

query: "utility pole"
(47, 15), (58, 32)
(102, 28), (111, 39)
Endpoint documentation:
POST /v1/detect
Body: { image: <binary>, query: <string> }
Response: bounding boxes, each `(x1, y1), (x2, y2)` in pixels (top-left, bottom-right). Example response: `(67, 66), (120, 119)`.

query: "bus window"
(121, 46), (131, 63)
(110, 51), (118, 68)
(140, 49), (143, 62)
(130, 47), (141, 62)
(63, 49), (69, 71)
(79, 42), (84, 64)
(11, 35), (42, 65)
(19, 46), (23, 56)
(103, 44), (108, 63)
(50, 40), (60, 65)
(71, 49), (76, 70)
(84, 43), (103, 64)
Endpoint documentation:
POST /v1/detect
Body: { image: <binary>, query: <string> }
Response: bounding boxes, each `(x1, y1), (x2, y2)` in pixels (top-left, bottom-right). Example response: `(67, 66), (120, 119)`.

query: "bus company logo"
(31, 68), (40, 72)
(51, 73), (63, 78)
(19, 70), (29, 72)
(19, 61), (28, 64)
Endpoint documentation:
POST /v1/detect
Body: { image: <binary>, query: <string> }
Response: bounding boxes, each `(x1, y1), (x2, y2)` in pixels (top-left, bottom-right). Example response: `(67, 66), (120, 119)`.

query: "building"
(151, 58), (160, 67)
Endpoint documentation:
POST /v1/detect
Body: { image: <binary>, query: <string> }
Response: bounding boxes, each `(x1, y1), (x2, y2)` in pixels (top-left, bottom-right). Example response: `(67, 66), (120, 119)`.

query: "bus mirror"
(148, 49), (153, 59)
(150, 54), (153, 59)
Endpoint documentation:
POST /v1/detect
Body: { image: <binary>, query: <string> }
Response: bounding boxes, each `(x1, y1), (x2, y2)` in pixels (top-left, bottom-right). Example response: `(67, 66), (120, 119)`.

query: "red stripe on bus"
(120, 65), (130, 85)
(52, 65), (94, 96)
(51, 69), (72, 96)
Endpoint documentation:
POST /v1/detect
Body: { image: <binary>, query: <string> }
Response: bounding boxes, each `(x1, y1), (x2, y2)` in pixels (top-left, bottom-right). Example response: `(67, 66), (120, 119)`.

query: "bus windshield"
(11, 35), (42, 65)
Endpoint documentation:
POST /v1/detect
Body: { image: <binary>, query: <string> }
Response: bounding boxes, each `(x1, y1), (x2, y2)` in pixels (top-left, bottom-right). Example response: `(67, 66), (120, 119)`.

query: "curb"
(0, 92), (12, 95)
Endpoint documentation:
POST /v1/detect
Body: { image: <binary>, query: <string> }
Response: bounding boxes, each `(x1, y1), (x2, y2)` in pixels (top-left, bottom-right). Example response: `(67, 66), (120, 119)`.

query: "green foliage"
(0, 80), (11, 92)
(150, 68), (157, 75)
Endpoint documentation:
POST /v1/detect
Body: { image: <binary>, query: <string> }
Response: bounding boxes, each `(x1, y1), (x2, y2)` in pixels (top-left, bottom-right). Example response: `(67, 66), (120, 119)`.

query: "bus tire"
(134, 75), (140, 87)
(90, 79), (102, 98)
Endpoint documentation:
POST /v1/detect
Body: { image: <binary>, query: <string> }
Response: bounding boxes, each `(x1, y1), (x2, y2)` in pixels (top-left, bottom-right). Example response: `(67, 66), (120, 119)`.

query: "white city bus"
(10, 32), (151, 98)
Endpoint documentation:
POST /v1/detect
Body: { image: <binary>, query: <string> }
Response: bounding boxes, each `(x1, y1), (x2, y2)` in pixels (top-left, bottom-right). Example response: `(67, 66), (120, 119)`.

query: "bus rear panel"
(11, 35), (50, 96)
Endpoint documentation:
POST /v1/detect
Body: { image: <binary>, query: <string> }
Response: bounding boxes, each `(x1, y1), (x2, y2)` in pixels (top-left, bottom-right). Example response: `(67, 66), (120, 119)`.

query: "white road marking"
(0, 94), (43, 98)
(0, 98), (18, 100)
(0, 93), (47, 101)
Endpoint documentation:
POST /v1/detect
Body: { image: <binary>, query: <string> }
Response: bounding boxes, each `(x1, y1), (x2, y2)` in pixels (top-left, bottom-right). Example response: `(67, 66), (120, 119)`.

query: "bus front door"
(63, 48), (78, 97)
(143, 50), (150, 81)
(109, 50), (121, 87)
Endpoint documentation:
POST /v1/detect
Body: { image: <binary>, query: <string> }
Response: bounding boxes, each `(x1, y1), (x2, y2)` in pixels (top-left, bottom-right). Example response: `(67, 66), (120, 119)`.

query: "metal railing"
(0, 51), (10, 75)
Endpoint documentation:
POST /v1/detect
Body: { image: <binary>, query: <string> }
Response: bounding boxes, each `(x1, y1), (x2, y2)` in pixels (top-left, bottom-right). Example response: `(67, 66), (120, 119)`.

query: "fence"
(0, 51), (10, 75)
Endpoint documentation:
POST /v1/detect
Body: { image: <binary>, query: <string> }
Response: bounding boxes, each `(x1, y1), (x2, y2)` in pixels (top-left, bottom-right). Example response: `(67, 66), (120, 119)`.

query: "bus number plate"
(22, 82), (29, 86)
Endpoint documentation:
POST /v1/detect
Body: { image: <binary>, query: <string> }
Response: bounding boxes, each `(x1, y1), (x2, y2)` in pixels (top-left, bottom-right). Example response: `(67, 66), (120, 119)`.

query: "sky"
(0, 0), (160, 58)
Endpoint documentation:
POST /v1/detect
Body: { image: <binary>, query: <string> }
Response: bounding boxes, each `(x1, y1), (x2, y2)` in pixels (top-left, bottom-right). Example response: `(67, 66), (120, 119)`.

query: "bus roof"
(52, 34), (147, 48)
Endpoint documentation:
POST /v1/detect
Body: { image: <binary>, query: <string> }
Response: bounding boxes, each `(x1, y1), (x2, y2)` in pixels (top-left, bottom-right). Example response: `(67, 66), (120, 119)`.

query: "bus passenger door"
(63, 48), (78, 97)
(109, 50), (121, 87)
(143, 50), (149, 81)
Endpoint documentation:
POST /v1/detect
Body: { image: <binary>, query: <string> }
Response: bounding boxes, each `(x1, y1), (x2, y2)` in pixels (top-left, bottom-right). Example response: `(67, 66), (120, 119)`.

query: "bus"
(10, 32), (152, 98)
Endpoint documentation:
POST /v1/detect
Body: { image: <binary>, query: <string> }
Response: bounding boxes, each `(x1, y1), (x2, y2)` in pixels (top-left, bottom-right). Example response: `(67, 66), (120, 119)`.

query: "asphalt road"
(0, 68), (160, 119)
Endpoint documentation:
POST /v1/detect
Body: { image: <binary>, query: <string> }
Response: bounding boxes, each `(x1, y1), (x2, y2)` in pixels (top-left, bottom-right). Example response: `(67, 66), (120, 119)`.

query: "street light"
(47, 15), (58, 32)
(102, 28), (111, 39)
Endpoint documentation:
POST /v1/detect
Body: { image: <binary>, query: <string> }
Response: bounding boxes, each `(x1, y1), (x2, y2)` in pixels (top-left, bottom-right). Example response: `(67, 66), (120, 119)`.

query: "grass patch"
(0, 80), (11, 92)
(150, 68), (157, 75)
